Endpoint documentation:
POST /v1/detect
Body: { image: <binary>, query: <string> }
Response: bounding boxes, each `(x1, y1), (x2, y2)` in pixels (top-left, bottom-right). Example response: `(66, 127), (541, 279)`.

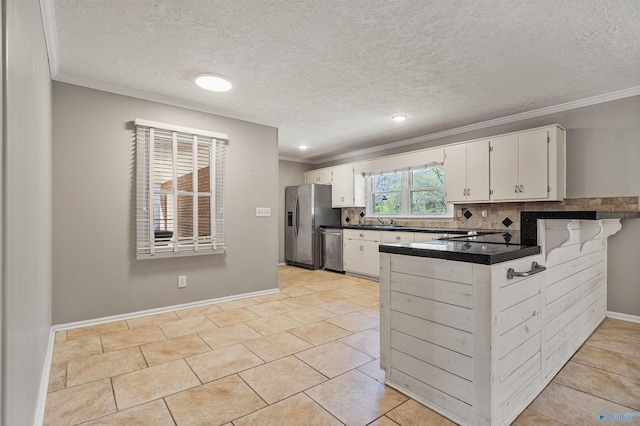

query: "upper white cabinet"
(331, 164), (365, 207)
(444, 140), (490, 203)
(305, 167), (332, 185)
(490, 126), (565, 201)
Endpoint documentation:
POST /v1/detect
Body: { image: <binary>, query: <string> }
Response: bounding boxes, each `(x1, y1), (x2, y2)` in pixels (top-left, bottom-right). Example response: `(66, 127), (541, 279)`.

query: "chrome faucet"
(376, 217), (385, 225)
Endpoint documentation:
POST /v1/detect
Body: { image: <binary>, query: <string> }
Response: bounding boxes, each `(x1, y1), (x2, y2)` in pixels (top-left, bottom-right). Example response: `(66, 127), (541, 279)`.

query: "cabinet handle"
(359, 244), (364, 251)
(359, 233), (364, 237)
(507, 262), (546, 279)
(519, 185), (524, 193)
(396, 236), (401, 240)
(515, 185), (519, 193)
(467, 188), (471, 196)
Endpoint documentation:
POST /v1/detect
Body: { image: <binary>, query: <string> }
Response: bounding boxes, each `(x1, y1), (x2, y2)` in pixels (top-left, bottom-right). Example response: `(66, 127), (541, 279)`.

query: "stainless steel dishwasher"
(320, 228), (344, 272)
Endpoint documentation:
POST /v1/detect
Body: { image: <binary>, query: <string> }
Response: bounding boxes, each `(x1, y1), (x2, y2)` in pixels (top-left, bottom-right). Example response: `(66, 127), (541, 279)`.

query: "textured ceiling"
(49, 0), (640, 161)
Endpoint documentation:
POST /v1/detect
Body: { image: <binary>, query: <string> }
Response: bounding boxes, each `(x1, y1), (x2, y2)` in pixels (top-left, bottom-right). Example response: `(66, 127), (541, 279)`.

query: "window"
(135, 119), (227, 259)
(366, 164), (452, 218)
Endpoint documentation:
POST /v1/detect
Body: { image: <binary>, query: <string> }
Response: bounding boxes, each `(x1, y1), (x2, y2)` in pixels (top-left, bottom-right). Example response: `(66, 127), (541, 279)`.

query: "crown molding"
(314, 86), (640, 164)
(53, 73), (282, 128)
(278, 156), (314, 164)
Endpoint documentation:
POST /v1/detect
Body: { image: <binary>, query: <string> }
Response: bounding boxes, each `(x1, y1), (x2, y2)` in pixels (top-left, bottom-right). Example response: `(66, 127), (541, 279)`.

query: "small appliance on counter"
(285, 184), (341, 269)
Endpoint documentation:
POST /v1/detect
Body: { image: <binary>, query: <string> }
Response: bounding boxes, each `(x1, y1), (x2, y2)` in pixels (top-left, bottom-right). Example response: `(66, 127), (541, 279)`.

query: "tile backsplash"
(342, 197), (640, 231)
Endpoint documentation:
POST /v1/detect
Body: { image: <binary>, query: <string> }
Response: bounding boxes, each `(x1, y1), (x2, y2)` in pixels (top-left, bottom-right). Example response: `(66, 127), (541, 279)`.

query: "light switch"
(256, 207), (271, 217)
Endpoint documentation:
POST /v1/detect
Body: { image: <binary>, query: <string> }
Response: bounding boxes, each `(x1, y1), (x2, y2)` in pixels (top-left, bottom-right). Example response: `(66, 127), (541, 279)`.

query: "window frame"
(365, 164), (454, 219)
(135, 119), (227, 260)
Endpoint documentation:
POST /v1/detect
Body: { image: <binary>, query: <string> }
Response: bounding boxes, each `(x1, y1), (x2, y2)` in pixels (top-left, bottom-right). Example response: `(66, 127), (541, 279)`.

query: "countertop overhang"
(379, 239), (541, 265)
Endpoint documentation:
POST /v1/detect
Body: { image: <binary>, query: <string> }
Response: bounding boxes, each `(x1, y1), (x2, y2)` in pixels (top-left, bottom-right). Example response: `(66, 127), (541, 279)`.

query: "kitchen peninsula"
(379, 218), (622, 426)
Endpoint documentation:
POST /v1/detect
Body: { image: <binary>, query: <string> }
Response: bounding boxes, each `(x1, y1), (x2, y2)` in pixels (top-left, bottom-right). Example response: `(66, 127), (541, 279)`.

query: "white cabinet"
(444, 140), (490, 203)
(331, 164), (365, 207)
(343, 230), (443, 278)
(305, 167), (332, 185)
(343, 229), (381, 277)
(490, 126), (565, 201)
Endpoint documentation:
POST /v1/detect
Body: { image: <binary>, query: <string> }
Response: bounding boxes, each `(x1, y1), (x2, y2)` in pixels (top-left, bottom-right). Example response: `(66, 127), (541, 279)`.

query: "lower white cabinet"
(343, 230), (441, 278)
(343, 230), (381, 277)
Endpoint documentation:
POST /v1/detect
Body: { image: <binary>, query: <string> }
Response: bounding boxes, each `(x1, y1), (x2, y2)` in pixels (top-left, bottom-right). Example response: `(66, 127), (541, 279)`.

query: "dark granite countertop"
(379, 239), (540, 265)
(520, 211), (639, 245)
(339, 225), (499, 235)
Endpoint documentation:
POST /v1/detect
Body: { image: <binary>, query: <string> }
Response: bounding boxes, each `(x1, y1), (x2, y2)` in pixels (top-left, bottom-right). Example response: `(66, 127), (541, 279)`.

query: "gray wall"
(278, 160), (314, 263)
(318, 95), (640, 316)
(52, 83), (279, 324)
(608, 219), (640, 317)
(2, 0), (53, 424)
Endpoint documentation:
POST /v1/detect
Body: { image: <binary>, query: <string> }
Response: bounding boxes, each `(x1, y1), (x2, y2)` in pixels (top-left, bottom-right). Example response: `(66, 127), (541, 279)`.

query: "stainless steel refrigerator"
(285, 184), (341, 269)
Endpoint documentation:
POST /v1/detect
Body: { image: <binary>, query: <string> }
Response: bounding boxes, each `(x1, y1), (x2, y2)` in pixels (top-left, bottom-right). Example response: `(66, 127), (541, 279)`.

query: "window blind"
(135, 119), (227, 259)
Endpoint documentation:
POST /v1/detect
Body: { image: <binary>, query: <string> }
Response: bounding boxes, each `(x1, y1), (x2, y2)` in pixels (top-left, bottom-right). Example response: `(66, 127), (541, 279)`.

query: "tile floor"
(44, 266), (640, 425)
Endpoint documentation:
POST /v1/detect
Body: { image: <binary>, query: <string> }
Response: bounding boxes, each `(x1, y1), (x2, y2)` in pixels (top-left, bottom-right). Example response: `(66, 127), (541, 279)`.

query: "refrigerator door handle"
(294, 195), (299, 237)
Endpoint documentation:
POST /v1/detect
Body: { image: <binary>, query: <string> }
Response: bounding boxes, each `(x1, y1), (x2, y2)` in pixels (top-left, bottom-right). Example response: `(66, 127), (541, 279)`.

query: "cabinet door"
(361, 240), (381, 277)
(343, 238), (380, 277)
(444, 144), (468, 203)
(490, 134), (519, 201)
(466, 140), (490, 202)
(332, 164), (353, 207)
(518, 130), (548, 200)
(305, 168), (332, 185)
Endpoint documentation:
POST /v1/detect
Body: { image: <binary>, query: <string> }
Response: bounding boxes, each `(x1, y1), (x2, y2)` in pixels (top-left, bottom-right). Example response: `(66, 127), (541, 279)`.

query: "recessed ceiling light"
(298, 144), (308, 150)
(392, 115), (407, 122)
(195, 73), (232, 92)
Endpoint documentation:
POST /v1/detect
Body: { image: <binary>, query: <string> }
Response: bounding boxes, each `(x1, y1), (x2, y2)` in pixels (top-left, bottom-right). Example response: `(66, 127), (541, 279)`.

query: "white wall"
(2, 0), (53, 424)
(52, 83), (279, 324)
(278, 160), (314, 263)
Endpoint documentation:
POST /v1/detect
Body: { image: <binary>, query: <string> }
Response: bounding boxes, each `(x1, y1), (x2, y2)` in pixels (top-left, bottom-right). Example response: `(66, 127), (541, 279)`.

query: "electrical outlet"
(256, 207), (271, 217)
(178, 275), (187, 288)
(456, 209), (462, 218)
(481, 209), (488, 218)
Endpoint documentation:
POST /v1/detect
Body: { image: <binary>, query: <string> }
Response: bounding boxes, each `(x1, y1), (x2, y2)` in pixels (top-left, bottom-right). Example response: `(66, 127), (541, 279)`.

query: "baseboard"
(34, 328), (56, 426)
(36, 288), (280, 424)
(52, 288), (280, 332)
(606, 311), (640, 324)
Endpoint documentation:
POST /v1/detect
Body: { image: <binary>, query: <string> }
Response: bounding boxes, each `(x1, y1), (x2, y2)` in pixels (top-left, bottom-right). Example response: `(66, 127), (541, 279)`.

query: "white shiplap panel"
(392, 330), (473, 381)
(544, 242), (603, 270)
(498, 294), (541, 336)
(545, 248), (604, 287)
(389, 369), (473, 425)
(497, 314), (541, 362)
(499, 351), (541, 406)
(499, 332), (541, 382)
(391, 291), (472, 332)
(545, 274), (604, 321)
(391, 310), (473, 357)
(545, 284), (604, 339)
(390, 255), (474, 284)
(499, 274), (542, 312)
(380, 253), (392, 375)
(391, 349), (473, 405)
(391, 272), (473, 308)
(545, 262), (604, 305)
(544, 294), (605, 377)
